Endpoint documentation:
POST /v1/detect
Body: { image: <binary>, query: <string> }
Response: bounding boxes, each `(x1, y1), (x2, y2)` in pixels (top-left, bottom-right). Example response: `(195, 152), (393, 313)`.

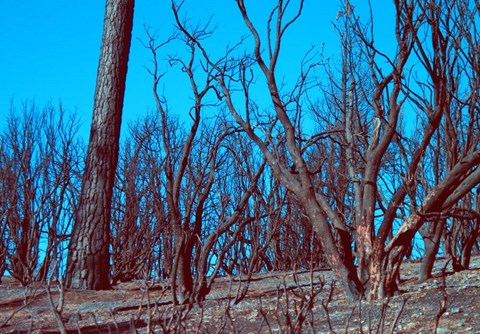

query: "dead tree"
(110, 124), (165, 283)
(65, 0), (135, 290)
(0, 103), (82, 285)
(170, 0), (480, 301)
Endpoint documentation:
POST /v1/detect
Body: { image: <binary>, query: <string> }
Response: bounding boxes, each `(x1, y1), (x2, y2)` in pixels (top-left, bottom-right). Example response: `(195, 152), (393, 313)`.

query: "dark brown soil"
(1, 257), (479, 333)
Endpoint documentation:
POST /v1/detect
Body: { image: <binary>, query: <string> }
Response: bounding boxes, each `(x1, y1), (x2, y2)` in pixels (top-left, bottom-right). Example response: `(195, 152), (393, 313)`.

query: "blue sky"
(0, 1), (395, 140)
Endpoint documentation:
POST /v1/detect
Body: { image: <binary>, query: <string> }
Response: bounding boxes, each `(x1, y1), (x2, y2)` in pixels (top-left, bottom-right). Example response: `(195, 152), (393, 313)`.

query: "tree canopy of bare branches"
(2, 0), (479, 306)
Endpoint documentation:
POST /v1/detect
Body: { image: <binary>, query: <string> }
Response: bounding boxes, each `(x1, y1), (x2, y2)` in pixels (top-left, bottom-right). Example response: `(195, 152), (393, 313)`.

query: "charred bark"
(65, 0), (135, 290)
(418, 220), (445, 282)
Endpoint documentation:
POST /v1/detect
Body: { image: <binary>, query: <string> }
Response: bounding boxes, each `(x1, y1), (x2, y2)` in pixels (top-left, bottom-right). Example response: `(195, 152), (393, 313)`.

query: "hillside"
(1, 257), (479, 333)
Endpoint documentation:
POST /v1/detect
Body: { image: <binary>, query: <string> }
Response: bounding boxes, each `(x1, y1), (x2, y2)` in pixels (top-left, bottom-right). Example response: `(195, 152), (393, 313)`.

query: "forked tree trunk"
(368, 245), (403, 300)
(175, 251), (194, 304)
(171, 233), (194, 305)
(303, 198), (363, 301)
(65, 0), (135, 290)
(418, 220), (445, 282)
(461, 217), (479, 269)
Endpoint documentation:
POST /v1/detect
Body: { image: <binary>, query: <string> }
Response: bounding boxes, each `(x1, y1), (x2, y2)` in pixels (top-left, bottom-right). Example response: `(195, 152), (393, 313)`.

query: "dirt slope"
(1, 256), (479, 333)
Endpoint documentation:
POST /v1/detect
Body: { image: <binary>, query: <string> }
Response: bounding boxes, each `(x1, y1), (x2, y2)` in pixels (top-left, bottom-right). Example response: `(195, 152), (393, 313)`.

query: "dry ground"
(0, 257), (479, 333)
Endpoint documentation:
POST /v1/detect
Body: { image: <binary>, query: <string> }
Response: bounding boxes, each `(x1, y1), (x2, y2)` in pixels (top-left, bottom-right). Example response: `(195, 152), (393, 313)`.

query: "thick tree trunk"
(461, 217), (479, 269)
(65, 0), (134, 290)
(161, 232), (173, 279)
(171, 233), (194, 305)
(418, 220), (445, 282)
(176, 250), (194, 304)
(449, 217), (480, 272)
(304, 199), (363, 301)
(368, 245), (403, 300)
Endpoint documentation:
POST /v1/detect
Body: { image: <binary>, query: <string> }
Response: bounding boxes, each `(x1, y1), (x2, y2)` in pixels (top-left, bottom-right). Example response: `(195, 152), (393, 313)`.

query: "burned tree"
(0, 103), (82, 285)
(65, 0), (135, 289)
(170, 0), (480, 301)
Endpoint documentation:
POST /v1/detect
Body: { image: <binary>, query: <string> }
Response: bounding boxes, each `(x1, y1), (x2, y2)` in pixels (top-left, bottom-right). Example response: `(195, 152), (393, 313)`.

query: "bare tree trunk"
(303, 198), (363, 300)
(65, 0), (135, 290)
(418, 220), (445, 282)
(169, 0), (480, 302)
(170, 235), (193, 305)
(461, 217), (479, 269)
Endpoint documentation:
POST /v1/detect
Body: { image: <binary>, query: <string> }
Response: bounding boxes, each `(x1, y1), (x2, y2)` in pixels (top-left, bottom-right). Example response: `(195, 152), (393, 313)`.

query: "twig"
(0, 285), (44, 329)
(389, 297), (409, 334)
(321, 282), (336, 334)
(109, 309), (120, 334)
(344, 303), (356, 333)
(258, 297), (274, 334)
(375, 296), (390, 334)
(432, 261), (449, 333)
(45, 277), (67, 334)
